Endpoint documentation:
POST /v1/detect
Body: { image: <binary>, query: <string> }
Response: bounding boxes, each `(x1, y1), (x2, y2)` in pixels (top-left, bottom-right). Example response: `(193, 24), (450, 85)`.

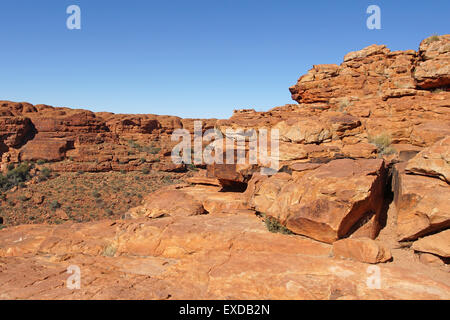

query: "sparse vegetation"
(0, 171), (183, 226)
(145, 145), (161, 155)
(432, 88), (445, 94)
(368, 133), (396, 155)
(102, 243), (117, 257)
(128, 139), (141, 150)
(187, 164), (199, 172)
(338, 98), (351, 112)
(92, 191), (101, 198)
(0, 162), (33, 192)
(38, 167), (52, 182)
(263, 215), (293, 235)
(50, 200), (61, 210)
(425, 34), (440, 44)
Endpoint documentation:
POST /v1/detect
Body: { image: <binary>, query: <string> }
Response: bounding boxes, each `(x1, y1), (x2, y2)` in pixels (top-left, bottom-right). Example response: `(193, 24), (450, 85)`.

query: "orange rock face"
(333, 238), (392, 264)
(249, 159), (387, 243)
(1, 214), (449, 300)
(0, 35), (449, 300)
(406, 136), (450, 183)
(412, 229), (450, 259)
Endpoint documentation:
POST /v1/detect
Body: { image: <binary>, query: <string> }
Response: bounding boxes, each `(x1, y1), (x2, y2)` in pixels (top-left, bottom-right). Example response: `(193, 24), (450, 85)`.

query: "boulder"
(127, 186), (206, 219)
(333, 238), (392, 264)
(393, 163), (450, 241)
(414, 34), (450, 89)
(406, 136), (450, 183)
(250, 159), (387, 243)
(412, 229), (450, 258)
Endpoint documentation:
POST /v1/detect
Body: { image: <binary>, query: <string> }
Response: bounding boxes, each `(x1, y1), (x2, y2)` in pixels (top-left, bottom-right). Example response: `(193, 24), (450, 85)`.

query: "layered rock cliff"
(0, 35), (449, 299)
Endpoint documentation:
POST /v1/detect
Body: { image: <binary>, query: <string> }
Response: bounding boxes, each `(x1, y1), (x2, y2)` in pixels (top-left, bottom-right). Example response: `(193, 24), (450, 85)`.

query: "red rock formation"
(0, 35), (449, 300)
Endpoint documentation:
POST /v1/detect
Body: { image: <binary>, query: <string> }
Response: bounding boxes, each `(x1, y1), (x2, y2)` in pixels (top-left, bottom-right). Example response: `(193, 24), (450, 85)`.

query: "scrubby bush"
(338, 98), (350, 112)
(369, 133), (396, 155)
(0, 162), (32, 191)
(425, 34), (440, 44)
(263, 215), (293, 235)
(128, 139), (142, 150)
(187, 164), (199, 171)
(102, 243), (117, 257)
(92, 191), (101, 198)
(50, 200), (61, 210)
(38, 167), (52, 181)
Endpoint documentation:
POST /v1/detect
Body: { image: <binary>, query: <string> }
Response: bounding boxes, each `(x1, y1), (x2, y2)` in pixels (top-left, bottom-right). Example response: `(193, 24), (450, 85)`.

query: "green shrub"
(36, 159), (47, 165)
(50, 200), (61, 210)
(128, 139), (142, 150)
(187, 164), (199, 171)
(143, 144), (161, 155)
(38, 167), (52, 181)
(0, 162), (32, 191)
(142, 167), (150, 174)
(264, 215), (293, 235)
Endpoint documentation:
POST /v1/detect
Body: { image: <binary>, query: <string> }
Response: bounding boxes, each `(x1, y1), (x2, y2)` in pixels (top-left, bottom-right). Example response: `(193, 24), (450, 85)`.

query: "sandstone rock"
(415, 35), (450, 89)
(0, 214), (449, 299)
(333, 238), (392, 264)
(55, 209), (69, 221)
(410, 121), (450, 147)
(418, 253), (446, 267)
(20, 135), (73, 162)
(412, 229), (450, 258)
(206, 162), (258, 190)
(0, 116), (35, 148)
(406, 136), (450, 183)
(186, 176), (221, 186)
(250, 159), (387, 243)
(393, 163), (450, 241)
(32, 194), (45, 205)
(127, 186), (206, 219)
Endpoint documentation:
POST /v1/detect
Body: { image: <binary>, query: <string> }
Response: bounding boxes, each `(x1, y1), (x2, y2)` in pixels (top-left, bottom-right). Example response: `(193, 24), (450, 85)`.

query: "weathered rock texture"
(0, 35), (449, 300)
(1, 214), (449, 300)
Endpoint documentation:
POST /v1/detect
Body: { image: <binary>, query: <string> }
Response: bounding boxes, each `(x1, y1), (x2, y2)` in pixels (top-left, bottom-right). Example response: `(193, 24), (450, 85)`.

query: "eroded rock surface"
(0, 35), (449, 300)
(1, 214), (449, 300)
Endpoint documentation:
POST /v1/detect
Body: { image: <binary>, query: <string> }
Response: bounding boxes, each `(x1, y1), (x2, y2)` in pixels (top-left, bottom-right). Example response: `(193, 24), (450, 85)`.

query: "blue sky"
(0, 0), (448, 118)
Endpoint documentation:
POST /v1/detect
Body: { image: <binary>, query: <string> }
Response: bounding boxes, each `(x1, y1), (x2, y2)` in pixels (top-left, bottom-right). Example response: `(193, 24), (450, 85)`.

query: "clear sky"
(0, 0), (448, 118)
